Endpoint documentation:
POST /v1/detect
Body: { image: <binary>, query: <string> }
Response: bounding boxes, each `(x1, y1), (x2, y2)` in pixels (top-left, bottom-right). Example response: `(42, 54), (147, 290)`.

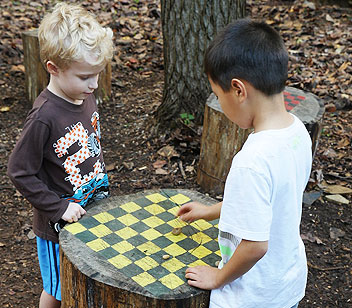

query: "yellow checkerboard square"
(145, 193), (167, 203)
(165, 231), (187, 243)
(142, 216), (164, 228)
(190, 245), (212, 259)
(188, 259), (208, 267)
(89, 224), (113, 237)
(137, 241), (161, 255)
(166, 206), (179, 216)
(64, 222), (87, 235)
(120, 201), (141, 213)
(169, 193), (191, 205)
(161, 258), (185, 272)
(140, 228), (162, 241)
(159, 273), (184, 289)
(115, 227), (138, 239)
(163, 243), (187, 257)
(132, 272), (156, 287)
(108, 254), (132, 269)
(92, 212), (115, 224)
(193, 232), (212, 244)
(117, 213), (139, 226)
(165, 217), (184, 229)
(111, 240), (134, 254)
(191, 219), (213, 231)
(144, 203), (165, 215)
(135, 256), (159, 271)
(86, 238), (110, 252)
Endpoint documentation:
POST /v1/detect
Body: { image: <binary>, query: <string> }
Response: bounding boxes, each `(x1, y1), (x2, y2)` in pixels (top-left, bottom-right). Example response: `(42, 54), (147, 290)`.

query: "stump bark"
(60, 190), (217, 308)
(22, 29), (111, 104)
(197, 87), (325, 195)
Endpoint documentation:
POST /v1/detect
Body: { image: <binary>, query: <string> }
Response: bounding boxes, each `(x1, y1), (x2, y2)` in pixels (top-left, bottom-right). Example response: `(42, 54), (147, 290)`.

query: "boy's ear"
(231, 78), (247, 100)
(46, 61), (60, 75)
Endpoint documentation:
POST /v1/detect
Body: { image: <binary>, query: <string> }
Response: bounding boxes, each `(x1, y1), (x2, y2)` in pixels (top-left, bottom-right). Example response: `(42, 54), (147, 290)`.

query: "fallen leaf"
(155, 168), (168, 175)
(152, 160), (167, 169)
(301, 232), (324, 245)
(325, 194), (349, 205)
(27, 230), (36, 240)
(329, 227), (345, 240)
(123, 162), (134, 170)
(323, 185), (352, 195)
(106, 163), (116, 172)
(0, 106), (10, 112)
(10, 65), (25, 73)
(157, 145), (180, 159)
(337, 137), (350, 149)
(326, 14), (334, 22)
(185, 165), (194, 173)
(303, 191), (322, 205)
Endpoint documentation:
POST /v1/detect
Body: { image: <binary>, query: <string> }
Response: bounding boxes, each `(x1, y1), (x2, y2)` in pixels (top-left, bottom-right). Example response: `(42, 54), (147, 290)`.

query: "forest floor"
(0, 0), (351, 307)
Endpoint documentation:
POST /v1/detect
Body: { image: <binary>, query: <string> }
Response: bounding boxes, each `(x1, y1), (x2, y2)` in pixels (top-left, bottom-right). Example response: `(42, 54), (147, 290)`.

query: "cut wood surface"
(197, 87), (325, 194)
(60, 189), (218, 308)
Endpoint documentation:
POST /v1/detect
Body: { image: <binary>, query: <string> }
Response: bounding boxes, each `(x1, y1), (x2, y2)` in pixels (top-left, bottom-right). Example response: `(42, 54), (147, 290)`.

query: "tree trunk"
(155, 0), (246, 129)
(22, 30), (49, 104)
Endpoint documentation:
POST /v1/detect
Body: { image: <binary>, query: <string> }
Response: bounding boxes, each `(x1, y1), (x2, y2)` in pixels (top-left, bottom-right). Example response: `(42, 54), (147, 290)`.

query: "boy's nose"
(89, 75), (99, 90)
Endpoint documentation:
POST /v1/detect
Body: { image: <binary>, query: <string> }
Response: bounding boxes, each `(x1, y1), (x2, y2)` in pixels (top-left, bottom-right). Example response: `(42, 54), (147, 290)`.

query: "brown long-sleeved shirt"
(8, 89), (109, 243)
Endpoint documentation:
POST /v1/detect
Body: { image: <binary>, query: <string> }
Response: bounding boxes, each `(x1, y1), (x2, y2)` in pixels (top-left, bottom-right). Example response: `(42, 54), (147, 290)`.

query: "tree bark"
(155, 0), (246, 129)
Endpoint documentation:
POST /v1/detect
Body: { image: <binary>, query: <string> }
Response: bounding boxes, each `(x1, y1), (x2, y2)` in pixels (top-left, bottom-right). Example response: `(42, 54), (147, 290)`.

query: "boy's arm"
(7, 119), (69, 223)
(185, 239), (268, 289)
(177, 201), (222, 222)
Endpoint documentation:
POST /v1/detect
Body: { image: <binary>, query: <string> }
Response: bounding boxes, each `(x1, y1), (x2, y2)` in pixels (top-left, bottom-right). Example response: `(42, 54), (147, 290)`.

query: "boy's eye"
(79, 76), (89, 80)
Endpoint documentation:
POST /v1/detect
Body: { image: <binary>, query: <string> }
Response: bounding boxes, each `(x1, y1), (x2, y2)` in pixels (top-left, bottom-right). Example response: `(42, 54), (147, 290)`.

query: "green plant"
(180, 113), (194, 125)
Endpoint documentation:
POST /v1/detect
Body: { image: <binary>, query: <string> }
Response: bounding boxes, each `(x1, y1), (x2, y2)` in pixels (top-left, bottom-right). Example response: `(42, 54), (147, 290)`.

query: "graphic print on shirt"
(53, 111), (108, 205)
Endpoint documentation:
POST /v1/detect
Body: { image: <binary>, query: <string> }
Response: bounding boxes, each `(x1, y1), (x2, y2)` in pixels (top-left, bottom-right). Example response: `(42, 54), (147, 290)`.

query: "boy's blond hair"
(38, 2), (113, 69)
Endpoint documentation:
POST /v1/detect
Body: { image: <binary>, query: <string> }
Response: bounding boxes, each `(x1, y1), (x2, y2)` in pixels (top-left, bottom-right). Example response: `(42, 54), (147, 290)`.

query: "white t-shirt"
(210, 115), (312, 308)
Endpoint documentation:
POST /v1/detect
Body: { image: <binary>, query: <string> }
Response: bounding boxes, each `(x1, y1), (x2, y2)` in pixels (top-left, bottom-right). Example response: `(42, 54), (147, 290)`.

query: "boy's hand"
(177, 202), (208, 223)
(185, 265), (221, 290)
(61, 202), (86, 223)
(177, 201), (222, 222)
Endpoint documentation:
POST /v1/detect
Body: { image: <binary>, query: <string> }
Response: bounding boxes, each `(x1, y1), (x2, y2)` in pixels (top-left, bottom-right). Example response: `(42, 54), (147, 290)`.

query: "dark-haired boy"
(177, 19), (312, 308)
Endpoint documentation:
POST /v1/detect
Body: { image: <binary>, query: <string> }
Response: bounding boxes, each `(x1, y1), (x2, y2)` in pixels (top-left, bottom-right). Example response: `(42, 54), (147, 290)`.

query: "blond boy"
(8, 3), (113, 307)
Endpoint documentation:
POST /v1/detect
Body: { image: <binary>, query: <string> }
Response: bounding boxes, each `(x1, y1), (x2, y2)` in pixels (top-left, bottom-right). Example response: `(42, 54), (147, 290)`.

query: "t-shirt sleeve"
(219, 167), (272, 241)
(7, 118), (68, 223)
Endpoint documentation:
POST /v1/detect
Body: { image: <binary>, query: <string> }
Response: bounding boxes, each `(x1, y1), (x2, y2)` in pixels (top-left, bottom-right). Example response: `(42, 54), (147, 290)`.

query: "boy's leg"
(39, 289), (61, 308)
(36, 237), (61, 304)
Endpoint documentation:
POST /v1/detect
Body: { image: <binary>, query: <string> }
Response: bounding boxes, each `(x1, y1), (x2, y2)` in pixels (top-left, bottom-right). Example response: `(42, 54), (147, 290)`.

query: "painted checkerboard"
(64, 190), (220, 297)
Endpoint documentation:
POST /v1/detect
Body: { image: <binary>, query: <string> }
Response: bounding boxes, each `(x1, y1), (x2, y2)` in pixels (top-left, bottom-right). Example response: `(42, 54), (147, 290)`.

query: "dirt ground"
(0, 1), (351, 307)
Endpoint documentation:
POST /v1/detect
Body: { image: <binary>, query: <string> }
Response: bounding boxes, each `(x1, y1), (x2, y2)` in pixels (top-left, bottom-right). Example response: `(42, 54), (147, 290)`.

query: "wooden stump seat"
(60, 189), (220, 308)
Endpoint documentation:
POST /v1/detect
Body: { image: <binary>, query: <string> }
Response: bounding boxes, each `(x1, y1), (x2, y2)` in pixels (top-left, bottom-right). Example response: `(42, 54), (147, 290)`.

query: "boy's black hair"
(204, 19), (288, 96)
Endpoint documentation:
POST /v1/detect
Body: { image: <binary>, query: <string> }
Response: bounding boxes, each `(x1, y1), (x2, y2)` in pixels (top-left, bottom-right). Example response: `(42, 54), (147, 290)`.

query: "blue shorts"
(36, 237), (61, 301)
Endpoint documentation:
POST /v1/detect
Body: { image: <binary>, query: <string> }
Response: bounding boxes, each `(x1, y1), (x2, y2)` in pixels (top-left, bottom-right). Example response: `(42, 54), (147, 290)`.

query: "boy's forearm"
(205, 201), (222, 220)
(217, 239), (268, 287)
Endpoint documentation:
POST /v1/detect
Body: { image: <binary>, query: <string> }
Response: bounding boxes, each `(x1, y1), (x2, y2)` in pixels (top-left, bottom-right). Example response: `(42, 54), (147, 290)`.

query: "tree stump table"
(22, 29), (111, 104)
(197, 86), (325, 195)
(60, 189), (220, 307)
